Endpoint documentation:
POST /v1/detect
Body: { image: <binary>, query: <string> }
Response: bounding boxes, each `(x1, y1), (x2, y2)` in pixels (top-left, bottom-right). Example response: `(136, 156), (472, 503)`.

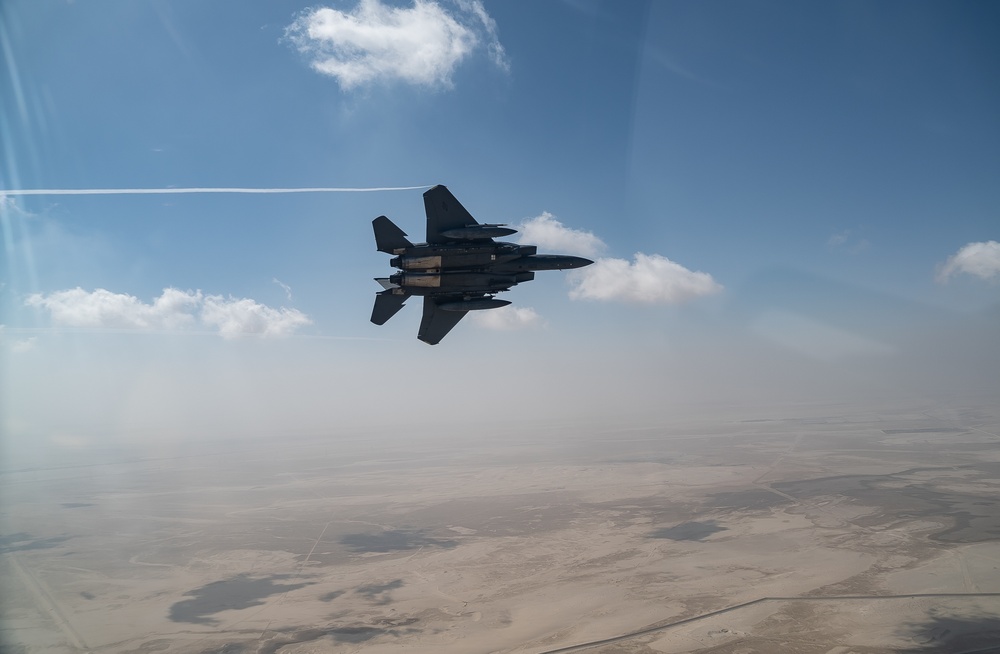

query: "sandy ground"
(2, 400), (1000, 653)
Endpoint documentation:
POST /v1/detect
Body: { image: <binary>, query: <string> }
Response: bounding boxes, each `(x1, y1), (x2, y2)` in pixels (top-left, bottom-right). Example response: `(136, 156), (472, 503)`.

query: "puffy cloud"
(469, 305), (542, 330)
(285, 0), (507, 90)
(568, 253), (723, 304)
(937, 240), (1000, 283)
(25, 288), (311, 338)
(516, 213), (721, 306)
(516, 212), (605, 258)
(25, 287), (201, 330)
(201, 295), (312, 339)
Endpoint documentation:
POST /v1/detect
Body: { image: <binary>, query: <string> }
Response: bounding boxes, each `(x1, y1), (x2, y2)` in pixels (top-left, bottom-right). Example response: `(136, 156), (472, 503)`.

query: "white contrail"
(0, 186), (430, 196)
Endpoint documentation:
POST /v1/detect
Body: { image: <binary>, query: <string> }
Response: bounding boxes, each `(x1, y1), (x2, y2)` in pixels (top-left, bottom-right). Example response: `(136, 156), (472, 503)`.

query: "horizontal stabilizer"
(373, 215), (413, 254)
(374, 277), (398, 290)
(371, 290), (409, 325)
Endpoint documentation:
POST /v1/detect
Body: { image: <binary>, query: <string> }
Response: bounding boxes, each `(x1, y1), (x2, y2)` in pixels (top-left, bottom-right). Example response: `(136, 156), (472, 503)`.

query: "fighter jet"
(371, 185), (593, 344)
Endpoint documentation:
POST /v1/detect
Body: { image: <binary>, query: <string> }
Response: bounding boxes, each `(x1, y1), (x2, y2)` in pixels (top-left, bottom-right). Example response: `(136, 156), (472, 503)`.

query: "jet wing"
(417, 296), (468, 345)
(423, 185), (479, 244)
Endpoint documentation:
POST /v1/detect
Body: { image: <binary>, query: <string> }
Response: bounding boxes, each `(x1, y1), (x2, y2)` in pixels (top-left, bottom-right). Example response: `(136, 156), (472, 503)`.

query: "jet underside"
(370, 185), (593, 345)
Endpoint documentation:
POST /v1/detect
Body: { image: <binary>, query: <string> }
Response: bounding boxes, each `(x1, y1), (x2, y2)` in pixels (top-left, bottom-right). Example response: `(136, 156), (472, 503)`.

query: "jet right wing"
(423, 185), (479, 244)
(417, 296), (468, 345)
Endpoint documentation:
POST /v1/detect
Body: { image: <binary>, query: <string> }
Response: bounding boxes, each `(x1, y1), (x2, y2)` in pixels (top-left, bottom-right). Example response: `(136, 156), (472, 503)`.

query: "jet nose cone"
(570, 257), (594, 268)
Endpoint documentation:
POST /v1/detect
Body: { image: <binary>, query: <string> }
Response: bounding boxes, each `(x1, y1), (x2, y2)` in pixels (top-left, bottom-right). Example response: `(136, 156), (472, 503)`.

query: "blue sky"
(2, 0), (998, 460)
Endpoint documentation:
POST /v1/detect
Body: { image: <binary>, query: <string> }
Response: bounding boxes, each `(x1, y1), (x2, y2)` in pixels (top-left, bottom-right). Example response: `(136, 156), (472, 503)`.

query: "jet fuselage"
(386, 270), (535, 295)
(388, 242), (535, 270)
(371, 185), (594, 344)
(388, 242), (590, 279)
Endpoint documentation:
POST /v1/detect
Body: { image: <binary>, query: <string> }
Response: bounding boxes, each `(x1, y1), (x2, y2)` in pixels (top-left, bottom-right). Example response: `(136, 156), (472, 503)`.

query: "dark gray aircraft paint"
(371, 185), (593, 344)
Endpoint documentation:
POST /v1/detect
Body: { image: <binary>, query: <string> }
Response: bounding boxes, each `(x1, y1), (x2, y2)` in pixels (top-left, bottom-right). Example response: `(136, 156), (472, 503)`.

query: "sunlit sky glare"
(2, 1), (998, 455)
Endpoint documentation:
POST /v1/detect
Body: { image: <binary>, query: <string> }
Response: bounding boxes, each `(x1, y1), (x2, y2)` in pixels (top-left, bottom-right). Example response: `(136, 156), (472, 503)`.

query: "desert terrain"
(3, 399), (1000, 653)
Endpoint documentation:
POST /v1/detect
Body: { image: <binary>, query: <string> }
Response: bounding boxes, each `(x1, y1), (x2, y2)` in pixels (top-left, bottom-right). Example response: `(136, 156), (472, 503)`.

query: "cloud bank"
(568, 253), (723, 304)
(25, 288), (311, 338)
(516, 212), (605, 258)
(285, 0), (508, 89)
(937, 240), (1000, 283)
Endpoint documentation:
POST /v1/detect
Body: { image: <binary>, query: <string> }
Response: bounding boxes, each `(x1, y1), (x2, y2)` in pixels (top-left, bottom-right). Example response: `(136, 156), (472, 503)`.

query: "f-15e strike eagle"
(371, 185), (593, 344)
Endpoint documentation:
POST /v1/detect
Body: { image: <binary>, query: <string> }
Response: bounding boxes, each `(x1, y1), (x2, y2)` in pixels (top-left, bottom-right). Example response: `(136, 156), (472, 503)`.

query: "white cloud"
(25, 287), (201, 329)
(201, 295), (312, 339)
(273, 278), (294, 301)
(25, 288), (311, 338)
(11, 337), (37, 353)
(1, 193), (27, 214)
(568, 253), (723, 304)
(516, 212), (605, 258)
(849, 239), (871, 254)
(827, 229), (870, 254)
(285, 0), (507, 90)
(454, 0), (508, 70)
(515, 212), (722, 306)
(827, 230), (850, 247)
(469, 305), (542, 330)
(937, 240), (1000, 283)
(2, 324), (39, 353)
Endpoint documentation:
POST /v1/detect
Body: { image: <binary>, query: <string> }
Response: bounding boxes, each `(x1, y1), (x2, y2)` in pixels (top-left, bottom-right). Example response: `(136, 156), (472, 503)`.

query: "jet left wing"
(417, 296), (468, 345)
(423, 185), (479, 244)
